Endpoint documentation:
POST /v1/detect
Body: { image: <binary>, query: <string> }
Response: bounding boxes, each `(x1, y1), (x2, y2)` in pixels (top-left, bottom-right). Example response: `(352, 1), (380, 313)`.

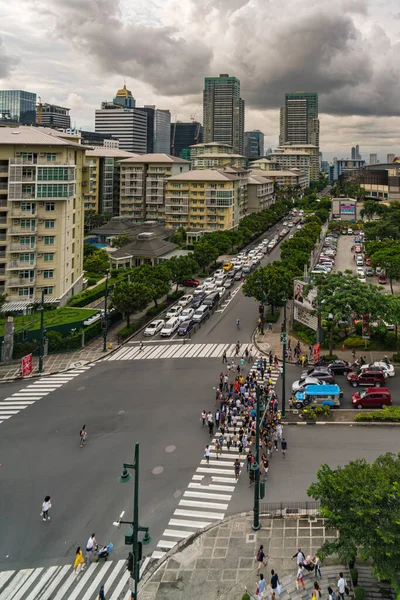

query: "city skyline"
(0, 0), (400, 154)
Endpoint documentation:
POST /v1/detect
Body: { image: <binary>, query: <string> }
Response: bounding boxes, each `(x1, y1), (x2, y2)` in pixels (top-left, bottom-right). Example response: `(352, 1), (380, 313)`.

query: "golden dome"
(115, 84), (132, 98)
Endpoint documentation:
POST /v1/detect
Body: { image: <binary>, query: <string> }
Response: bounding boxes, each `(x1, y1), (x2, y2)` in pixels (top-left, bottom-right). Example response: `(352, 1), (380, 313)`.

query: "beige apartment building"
(119, 154), (190, 222)
(84, 147), (138, 214)
(247, 174), (275, 213)
(164, 169), (247, 232)
(0, 127), (86, 306)
(279, 143), (319, 181)
(268, 149), (311, 187)
(189, 142), (235, 158)
(251, 168), (308, 190)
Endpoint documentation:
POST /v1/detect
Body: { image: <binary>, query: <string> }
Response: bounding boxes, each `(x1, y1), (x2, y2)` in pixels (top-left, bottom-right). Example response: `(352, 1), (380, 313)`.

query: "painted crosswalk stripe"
(33, 565), (70, 600)
(109, 569), (130, 600)
(11, 568), (44, 600)
(1, 402), (34, 406)
(162, 528), (194, 539)
(101, 560), (126, 598)
(0, 570), (14, 590)
(183, 490), (232, 501)
(2, 569), (34, 600)
(188, 482), (235, 492)
(179, 499), (229, 510)
(62, 563), (99, 600)
(157, 539), (176, 549)
(81, 561), (112, 600)
(151, 550), (165, 559)
(174, 508), (224, 520)
(168, 518), (212, 529)
(0, 409), (21, 414)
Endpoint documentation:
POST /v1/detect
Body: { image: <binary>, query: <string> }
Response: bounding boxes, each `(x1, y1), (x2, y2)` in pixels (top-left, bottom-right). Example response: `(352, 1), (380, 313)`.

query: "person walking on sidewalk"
(314, 555), (322, 577)
(281, 438), (287, 458)
(204, 445), (211, 466)
(337, 572), (347, 600)
(222, 350), (227, 364)
(233, 458), (241, 480)
(73, 547), (85, 575)
(200, 410), (206, 427)
(41, 495), (52, 522)
(270, 569), (280, 596)
(296, 564), (305, 590)
(80, 425), (87, 448)
(246, 450), (253, 472)
(256, 545), (267, 574)
(99, 584), (106, 600)
(256, 573), (267, 599)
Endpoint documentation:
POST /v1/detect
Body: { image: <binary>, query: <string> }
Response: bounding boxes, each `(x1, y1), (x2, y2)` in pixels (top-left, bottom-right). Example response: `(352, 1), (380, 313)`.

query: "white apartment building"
(269, 149), (311, 187)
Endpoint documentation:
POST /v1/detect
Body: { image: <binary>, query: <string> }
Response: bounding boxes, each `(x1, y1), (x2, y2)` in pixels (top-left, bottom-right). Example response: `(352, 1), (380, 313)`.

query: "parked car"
(365, 258), (371, 266)
(315, 358), (352, 375)
(166, 305), (183, 319)
(179, 308), (194, 323)
(178, 319), (194, 336)
(144, 319), (164, 337)
(347, 368), (386, 388)
(378, 274), (387, 284)
(341, 229), (347, 235)
(360, 361), (395, 378)
(365, 266), (374, 276)
(358, 272), (366, 283)
(160, 317), (180, 337)
(355, 246), (362, 254)
(347, 228), (354, 235)
(181, 278), (199, 287)
(191, 292), (206, 308)
(178, 294), (193, 307)
(292, 377), (325, 394)
(193, 304), (210, 322)
(356, 256), (364, 266)
(352, 387), (392, 410)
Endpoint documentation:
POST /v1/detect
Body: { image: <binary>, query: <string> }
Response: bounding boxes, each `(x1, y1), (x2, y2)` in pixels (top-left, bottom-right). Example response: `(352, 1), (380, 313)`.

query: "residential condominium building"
(203, 74), (245, 154)
(278, 143), (319, 182)
(244, 130), (264, 158)
(268, 149), (311, 187)
(164, 169), (247, 232)
(251, 168), (308, 190)
(0, 90), (37, 125)
(84, 148), (138, 214)
(190, 141), (235, 159)
(0, 127), (86, 305)
(246, 174), (275, 213)
(192, 152), (247, 170)
(95, 85), (147, 153)
(119, 154), (190, 222)
(249, 158), (278, 171)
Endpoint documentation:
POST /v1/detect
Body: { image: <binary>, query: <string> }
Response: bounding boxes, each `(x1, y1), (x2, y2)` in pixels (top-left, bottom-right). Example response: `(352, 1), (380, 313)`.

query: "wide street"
(1, 216), (400, 600)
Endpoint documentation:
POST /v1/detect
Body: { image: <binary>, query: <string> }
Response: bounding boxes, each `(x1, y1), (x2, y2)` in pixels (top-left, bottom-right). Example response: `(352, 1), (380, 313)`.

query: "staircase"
(275, 566), (354, 600)
(356, 565), (395, 600)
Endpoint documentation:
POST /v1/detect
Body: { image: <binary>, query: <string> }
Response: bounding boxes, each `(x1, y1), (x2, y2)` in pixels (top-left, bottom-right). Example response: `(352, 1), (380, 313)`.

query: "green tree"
(308, 272), (383, 355)
(383, 295), (400, 352)
(83, 243), (97, 258)
(132, 264), (171, 308)
(84, 210), (109, 233)
(84, 249), (109, 274)
(307, 453), (400, 586)
(169, 226), (187, 246)
(111, 233), (130, 249)
(193, 242), (219, 271)
(360, 199), (389, 221)
(111, 281), (151, 326)
(168, 255), (199, 291)
(243, 262), (295, 312)
(370, 246), (400, 294)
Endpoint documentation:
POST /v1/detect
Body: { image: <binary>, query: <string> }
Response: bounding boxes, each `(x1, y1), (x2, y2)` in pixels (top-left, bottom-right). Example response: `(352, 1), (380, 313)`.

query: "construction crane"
(37, 96), (42, 124)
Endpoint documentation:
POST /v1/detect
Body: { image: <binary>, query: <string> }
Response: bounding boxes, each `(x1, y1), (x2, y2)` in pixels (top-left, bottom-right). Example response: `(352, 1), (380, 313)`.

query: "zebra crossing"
(0, 557), (151, 600)
(0, 367), (92, 428)
(151, 360), (281, 560)
(105, 342), (257, 362)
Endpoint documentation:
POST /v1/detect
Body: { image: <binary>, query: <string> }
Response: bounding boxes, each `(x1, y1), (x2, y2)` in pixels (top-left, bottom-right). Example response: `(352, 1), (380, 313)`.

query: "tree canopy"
(168, 255), (199, 290)
(307, 453), (400, 586)
(111, 281), (151, 326)
(243, 262), (295, 311)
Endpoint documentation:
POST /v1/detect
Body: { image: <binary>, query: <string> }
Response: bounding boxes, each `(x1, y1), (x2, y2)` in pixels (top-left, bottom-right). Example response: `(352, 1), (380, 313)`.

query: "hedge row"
(354, 406), (400, 423)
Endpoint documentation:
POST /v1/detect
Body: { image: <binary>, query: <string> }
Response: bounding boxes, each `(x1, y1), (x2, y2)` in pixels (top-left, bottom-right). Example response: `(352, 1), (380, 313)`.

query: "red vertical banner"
(362, 314), (370, 339)
(21, 353), (33, 377)
(313, 343), (321, 363)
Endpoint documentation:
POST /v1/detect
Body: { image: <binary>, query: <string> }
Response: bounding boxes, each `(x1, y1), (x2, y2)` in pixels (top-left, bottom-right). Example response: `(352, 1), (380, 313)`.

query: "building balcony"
(0, 199), (8, 208)
(7, 259), (36, 270)
(9, 227), (37, 235)
(8, 276), (36, 286)
(9, 243), (36, 252)
(11, 209), (36, 218)
(6, 292), (36, 302)
(146, 198), (164, 205)
(165, 207), (189, 215)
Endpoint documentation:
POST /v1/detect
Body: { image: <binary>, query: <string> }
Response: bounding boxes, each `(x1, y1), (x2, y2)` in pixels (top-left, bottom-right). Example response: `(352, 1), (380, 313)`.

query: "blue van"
(294, 384), (341, 409)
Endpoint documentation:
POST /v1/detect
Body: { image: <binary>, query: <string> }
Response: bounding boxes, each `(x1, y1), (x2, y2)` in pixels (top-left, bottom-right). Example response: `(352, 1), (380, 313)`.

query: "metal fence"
(260, 502), (321, 518)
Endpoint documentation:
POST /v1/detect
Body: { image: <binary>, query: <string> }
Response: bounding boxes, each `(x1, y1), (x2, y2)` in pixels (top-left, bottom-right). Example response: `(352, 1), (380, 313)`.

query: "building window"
(45, 220), (55, 228)
(43, 270), (54, 279)
(43, 287), (54, 295)
(45, 202), (55, 211)
(43, 253), (54, 262)
(44, 236), (55, 245)
(18, 288), (31, 296)
(46, 153), (57, 162)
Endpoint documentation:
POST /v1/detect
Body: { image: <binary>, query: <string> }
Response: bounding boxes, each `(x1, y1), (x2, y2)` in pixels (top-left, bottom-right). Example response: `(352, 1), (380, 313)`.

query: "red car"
(181, 278), (200, 287)
(378, 274), (387, 284)
(352, 387), (392, 409)
(347, 369), (386, 388)
(365, 258), (371, 266)
(355, 246), (362, 253)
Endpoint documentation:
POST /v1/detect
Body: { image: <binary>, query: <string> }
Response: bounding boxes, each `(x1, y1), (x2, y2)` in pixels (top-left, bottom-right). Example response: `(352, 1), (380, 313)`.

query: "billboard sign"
(313, 343), (321, 363)
(293, 280), (318, 331)
(340, 203), (355, 214)
(21, 353), (33, 377)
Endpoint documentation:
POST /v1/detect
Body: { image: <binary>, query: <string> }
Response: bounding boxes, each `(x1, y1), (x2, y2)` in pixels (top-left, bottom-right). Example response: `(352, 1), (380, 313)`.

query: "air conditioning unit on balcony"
(37, 253), (43, 257)
(37, 270), (42, 274)
(38, 236), (43, 241)
(39, 153), (45, 157)
(39, 219), (44, 223)
(15, 152), (21, 157)
(39, 202), (44, 207)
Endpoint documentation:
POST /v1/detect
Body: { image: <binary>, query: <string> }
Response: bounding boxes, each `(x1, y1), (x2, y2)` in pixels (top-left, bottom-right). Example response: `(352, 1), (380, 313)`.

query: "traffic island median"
(285, 407), (400, 425)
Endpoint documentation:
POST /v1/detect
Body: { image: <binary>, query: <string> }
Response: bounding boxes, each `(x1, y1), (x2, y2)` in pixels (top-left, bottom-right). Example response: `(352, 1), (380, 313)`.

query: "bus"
(294, 384), (341, 409)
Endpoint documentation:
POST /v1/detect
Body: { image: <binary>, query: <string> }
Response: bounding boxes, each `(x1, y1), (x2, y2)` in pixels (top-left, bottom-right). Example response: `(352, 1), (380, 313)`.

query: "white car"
(160, 317), (180, 337)
(215, 286), (227, 299)
(213, 269), (224, 278)
(143, 319), (164, 337)
(297, 224), (302, 229)
(203, 277), (215, 286)
(179, 308), (194, 323)
(193, 285), (206, 296)
(178, 294), (193, 307)
(292, 377), (325, 394)
(204, 283), (218, 295)
(166, 305), (183, 319)
(358, 273), (366, 283)
(283, 221), (288, 226)
(256, 254), (264, 261)
(360, 362), (395, 378)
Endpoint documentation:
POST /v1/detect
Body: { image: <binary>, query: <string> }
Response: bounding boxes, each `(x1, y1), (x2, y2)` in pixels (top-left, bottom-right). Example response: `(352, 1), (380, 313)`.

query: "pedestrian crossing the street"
(105, 342), (257, 362)
(151, 361), (281, 560)
(0, 367), (92, 428)
(0, 557), (150, 600)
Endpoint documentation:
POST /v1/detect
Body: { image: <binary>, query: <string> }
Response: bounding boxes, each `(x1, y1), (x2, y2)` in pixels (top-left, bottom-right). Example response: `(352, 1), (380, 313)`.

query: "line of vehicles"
(311, 230), (339, 275)
(291, 357), (395, 410)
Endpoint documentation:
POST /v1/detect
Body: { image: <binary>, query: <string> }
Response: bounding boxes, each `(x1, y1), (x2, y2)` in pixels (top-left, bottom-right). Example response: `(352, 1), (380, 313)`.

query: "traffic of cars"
(291, 356), (395, 409)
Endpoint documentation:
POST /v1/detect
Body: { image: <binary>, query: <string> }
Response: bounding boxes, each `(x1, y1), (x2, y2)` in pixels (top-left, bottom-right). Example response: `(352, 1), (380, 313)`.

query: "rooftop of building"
(85, 148), (139, 159)
(250, 168), (301, 177)
(0, 126), (84, 148)
(115, 84), (133, 98)
(167, 168), (239, 182)
(270, 149), (309, 156)
(193, 153), (246, 159)
(90, 218), (171, 239)
(223, 166), (249, 174)
(280, 143), (318, 149)
(119, 153), (190, 164)
(189, 142), (233, 149)
(251, 158), (275, 164)
(111, 233), (178, 259)
(247, 174), (274, 185)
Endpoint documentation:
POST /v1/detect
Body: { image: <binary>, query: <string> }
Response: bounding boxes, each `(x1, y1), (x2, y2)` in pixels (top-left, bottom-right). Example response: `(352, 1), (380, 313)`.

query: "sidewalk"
(139, 512), (346, 600)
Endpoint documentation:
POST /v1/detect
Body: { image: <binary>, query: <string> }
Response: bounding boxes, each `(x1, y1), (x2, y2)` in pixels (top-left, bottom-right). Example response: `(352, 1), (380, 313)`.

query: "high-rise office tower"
(387, 153), (395, 163)
(203, 74), (245, 154)
(351, 147), (356, 160)
(95, 85), (147, 153)
(355, 144), (361, 160)
(369, 153), (378, 165)
(170, 121), (203, 157)
(279, 92), (319, 179)
(38, 103), (71, 129)
(244, 130), (264, 158)
(0, 90), (37, 124)
(136, 106), (171, 153)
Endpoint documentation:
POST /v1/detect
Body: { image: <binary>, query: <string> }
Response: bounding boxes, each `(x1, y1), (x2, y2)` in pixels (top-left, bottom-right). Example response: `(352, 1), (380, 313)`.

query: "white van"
(160, 317), (180, 337)
(193, 305), (210, 322)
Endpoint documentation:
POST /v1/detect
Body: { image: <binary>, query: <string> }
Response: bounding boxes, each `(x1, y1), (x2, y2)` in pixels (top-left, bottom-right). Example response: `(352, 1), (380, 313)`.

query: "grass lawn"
(0, 307), (99, 336)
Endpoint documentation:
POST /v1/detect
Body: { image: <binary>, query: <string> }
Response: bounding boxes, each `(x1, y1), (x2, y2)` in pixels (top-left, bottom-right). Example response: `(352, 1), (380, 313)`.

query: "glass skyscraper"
(0, 90), (37, 124)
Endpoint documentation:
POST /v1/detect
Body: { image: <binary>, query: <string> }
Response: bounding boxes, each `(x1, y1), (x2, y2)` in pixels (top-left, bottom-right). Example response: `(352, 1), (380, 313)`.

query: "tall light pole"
(38, 290), (45, 373)
(252, 384), (262, 531)
(102, 270), (110, 352)
(281, 295), (287, 419)
(117, 443), (151, 600)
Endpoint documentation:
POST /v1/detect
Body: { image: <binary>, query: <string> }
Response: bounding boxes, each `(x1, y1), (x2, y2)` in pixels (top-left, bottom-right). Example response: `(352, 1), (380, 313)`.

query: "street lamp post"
(38, 290), (45, 373)
(103, 270), (110, 352)
(281, 295), (287, 419)
(252, 384), (262, 531)
(117, 443), (151, 600)
(259, 268), (265, 335)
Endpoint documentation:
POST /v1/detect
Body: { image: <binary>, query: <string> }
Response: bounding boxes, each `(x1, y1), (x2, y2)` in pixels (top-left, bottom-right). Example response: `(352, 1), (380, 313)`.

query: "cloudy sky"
(1, 0), (400, 159)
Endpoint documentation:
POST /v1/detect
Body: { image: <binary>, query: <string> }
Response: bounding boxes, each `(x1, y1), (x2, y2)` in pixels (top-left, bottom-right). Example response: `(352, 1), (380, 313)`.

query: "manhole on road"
(152, 465), (164, 475)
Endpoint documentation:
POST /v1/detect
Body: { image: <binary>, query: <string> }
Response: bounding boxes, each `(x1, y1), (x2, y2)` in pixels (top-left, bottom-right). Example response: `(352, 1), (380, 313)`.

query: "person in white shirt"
(337, 572), (346, 600)
(86, 533), (97, 562)
(41, 495), (52, 522)
(204, 445), (210, 466)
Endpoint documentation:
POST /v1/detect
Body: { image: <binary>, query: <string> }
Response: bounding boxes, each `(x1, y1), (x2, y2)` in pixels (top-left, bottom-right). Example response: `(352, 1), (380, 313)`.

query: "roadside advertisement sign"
(340, 203), (355, 214)
(313, 343), (321, 363)
(293, 280), (318, 331)
(362, 314), (370, 339)
(21, 353), (33, 377)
